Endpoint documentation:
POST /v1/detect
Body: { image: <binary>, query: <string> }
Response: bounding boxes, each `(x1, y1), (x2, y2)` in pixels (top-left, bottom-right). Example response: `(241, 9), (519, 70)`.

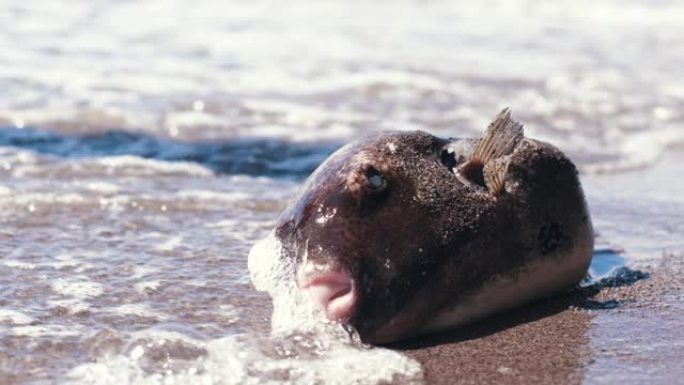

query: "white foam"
(67, 332), (422, 385)
(0, 309), (35, 325)
(47, 298), (92, 314)
(0, 192), (86, 209)
(0, 147), (40, 165)
(176, 190), (251, 202)
(130, 265), (160, 279)
(248, 232), (312, 331)
(83, 181), (121, 194)
(112, 304), (169, 320)
(154, 236), (184, 252)
(3, 259), (37, 270)
(52, 278), (104, 299)
(128, 328), (202, 344)
(248, 233), (351, 334)
(241, 232), (425, 384)
(95, 156), (213, 177)
(13, 324), (85, 338)
(133, 280), (161, 294)
(216, 305), (240, 324)
(35, 253), (88, 271)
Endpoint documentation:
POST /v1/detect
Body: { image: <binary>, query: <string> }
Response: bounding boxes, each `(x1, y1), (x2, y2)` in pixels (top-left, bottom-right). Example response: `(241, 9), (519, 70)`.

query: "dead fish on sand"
(249, 108), (593, 343)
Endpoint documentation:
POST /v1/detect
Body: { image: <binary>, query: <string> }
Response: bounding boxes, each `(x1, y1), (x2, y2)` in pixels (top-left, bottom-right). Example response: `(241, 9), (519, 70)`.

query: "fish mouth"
(297, 262), (358, 322)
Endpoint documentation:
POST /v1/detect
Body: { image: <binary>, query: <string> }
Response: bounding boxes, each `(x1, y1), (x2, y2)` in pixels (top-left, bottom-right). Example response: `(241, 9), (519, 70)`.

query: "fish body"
(252, 110), (593, 343)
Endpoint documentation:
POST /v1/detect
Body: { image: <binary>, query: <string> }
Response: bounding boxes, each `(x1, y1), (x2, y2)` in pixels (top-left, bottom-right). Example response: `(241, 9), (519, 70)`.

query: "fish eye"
(364, 166), (386, 190)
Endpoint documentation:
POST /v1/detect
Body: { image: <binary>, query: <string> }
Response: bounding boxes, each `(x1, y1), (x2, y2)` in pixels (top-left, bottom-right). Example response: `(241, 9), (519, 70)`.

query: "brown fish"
(251, 109), (593, 343)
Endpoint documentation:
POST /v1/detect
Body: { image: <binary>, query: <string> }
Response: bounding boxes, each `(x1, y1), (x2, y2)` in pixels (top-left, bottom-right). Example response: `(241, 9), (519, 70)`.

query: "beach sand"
(394, 256), (684, 385)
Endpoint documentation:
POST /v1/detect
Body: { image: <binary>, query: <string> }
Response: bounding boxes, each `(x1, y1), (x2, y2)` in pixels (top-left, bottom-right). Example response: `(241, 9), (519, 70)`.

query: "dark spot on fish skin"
(538, 222), (563, 255)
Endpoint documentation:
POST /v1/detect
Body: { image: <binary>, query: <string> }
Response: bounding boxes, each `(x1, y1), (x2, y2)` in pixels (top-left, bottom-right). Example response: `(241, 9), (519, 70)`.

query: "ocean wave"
(0, 127), (338, 178)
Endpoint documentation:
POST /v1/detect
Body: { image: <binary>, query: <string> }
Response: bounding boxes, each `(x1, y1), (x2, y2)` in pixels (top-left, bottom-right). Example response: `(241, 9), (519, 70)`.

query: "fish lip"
(297, 262), (358, 322)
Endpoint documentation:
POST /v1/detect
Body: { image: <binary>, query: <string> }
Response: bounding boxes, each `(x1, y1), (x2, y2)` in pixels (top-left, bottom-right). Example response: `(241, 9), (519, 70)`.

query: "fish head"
(274, 131), (487, 342)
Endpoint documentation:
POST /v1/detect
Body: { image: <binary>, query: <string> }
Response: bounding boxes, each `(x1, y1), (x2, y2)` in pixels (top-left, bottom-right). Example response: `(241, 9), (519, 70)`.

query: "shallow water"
(0, 1), (683, 384)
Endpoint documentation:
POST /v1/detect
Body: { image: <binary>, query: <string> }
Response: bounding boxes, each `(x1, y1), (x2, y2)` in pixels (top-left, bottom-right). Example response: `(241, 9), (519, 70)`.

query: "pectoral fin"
(458, 108), (524, 195)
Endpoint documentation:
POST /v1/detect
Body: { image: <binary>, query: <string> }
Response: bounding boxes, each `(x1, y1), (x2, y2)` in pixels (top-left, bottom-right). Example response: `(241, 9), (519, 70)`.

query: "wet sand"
(393, 256), (684, 385)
